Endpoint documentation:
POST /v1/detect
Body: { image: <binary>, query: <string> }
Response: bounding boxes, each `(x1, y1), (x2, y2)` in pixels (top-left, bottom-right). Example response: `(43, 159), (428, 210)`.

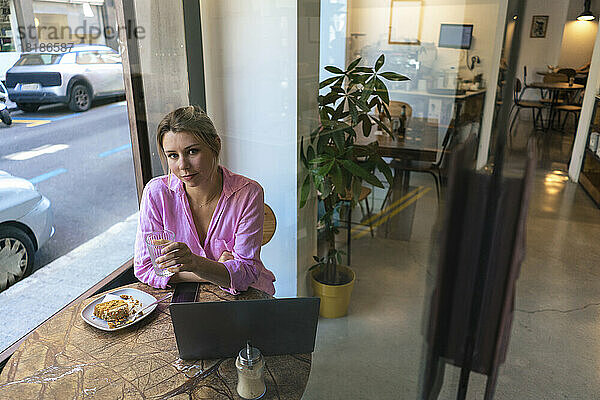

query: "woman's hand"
(155, 242), (200, 274)
(218, 251), (234, 263)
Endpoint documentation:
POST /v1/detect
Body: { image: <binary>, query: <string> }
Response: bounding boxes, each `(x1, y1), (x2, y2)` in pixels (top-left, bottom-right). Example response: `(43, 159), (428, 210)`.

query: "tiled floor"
(302, 122), (600, 399)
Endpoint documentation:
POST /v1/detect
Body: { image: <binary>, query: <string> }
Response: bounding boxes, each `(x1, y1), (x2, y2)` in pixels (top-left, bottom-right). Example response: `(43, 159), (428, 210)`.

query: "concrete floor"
(302, 123), (600, 399)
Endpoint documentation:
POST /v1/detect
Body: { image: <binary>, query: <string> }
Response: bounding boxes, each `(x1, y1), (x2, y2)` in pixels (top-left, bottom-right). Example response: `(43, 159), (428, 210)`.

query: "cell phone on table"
(172, 282), (199, 303)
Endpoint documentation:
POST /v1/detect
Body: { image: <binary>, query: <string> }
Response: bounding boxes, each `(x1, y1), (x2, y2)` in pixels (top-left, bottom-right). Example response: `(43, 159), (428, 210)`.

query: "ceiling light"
(577, 0), (595, 21)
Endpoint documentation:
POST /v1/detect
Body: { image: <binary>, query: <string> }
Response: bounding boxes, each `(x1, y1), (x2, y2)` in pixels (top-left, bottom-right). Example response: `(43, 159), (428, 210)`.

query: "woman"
(134, 106), (276, 295)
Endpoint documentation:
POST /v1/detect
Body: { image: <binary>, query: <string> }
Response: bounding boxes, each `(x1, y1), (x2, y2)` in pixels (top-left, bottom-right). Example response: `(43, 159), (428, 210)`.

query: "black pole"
(183, 0), (207, 110)
(455, 0), (527, 399)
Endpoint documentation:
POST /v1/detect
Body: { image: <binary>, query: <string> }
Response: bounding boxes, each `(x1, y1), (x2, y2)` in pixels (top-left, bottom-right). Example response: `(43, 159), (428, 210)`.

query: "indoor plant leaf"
(346, 57), (362, 72)
(299, 174), (311, 209)
(379, 71), (409, 81)
(340, 159), (384, 188)
(354, 66), (374, 73)
(324, 65), (344, 74)
(375, 77), (390, 104)
(374, 54), (385, 72)
(319, 76), (339, 89)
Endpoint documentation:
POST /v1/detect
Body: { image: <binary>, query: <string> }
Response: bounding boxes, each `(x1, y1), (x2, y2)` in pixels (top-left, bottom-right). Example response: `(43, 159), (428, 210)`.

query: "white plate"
(81, 288), (159, 331)
(19, 83), (40, 91)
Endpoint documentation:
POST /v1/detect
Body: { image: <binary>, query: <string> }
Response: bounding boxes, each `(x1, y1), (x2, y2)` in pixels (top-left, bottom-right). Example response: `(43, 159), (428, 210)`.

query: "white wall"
(558, 0), (598, 69)
(517, 0), (569, 100)
(346, 0), (503, 88)
(200, 0), (319, 297)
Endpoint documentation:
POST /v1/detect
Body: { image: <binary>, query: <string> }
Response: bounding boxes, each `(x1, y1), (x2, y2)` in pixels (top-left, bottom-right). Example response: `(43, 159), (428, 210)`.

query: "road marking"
(99, 144), (131, 158)
(46, 114), (80, 121)
(352, 187), (432, 239)
(107, 101), (127, 108)
(29, 168), (67, 184)
(4, 144), (69, 161)
(12, 119), (52, 127)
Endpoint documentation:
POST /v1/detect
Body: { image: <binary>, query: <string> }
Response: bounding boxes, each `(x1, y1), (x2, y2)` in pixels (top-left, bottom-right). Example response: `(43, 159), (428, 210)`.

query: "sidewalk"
(0, 212), (139, 351)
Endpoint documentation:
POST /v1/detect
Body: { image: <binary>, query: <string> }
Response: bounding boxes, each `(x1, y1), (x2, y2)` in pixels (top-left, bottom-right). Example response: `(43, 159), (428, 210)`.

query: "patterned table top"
(0, 282), (311, 399)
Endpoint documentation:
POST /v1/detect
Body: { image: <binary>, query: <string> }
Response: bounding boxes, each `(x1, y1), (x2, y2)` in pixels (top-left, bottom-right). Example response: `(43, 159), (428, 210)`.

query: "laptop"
(169, 283), (320, 360)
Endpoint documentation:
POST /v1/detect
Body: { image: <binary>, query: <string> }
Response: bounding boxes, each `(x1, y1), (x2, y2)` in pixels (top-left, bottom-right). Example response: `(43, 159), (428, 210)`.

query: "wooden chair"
(262, 204), (276, 246)
(554, 90), (584, 134)
(339, 187), (374, 266)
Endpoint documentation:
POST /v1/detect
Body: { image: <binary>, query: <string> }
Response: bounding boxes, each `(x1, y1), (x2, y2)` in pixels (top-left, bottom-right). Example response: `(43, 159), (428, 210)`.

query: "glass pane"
(15, 53), (61, 65)
(307, 0), (507, 398)
(0, 0), (136, 356)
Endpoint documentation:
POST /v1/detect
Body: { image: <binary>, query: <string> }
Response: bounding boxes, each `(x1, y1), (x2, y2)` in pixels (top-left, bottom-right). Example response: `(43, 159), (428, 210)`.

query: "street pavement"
(0, 211), (138, 351)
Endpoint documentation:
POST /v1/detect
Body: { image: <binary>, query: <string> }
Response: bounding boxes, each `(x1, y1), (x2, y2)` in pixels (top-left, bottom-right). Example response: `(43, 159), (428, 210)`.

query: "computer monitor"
(439, 24), (473, 49)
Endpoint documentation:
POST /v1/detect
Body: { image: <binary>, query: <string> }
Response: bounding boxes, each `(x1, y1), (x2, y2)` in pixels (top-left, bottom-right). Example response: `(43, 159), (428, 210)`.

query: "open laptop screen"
(170, 296), (320, 360)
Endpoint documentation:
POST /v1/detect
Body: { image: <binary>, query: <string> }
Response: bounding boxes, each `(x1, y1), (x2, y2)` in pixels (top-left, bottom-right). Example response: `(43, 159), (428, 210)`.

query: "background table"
(0, 282), (311, 399)
(528, 81), (584, 131)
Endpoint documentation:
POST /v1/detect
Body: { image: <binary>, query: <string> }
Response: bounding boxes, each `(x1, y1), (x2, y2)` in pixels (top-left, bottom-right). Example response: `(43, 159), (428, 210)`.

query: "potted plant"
(300, 55), (408, 318)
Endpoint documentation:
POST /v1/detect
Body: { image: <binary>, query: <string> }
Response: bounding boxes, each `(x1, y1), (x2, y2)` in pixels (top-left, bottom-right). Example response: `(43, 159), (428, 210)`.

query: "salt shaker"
(236, 341), (266, 399)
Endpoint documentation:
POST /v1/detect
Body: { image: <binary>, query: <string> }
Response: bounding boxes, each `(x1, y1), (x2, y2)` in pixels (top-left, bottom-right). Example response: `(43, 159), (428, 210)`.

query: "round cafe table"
(527, 81), (584, 131)
(0, 282), (311, 399)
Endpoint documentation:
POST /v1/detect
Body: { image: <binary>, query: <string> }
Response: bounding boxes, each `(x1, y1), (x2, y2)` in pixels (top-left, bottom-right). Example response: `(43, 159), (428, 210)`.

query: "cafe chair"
(522, 66), (536, 97)
(339, 187), (374, 266)
(554, 90), (584, 134)
(262, 204), (276, 246)
(382, 128), (459, 208)
(509, 79), (545, 137)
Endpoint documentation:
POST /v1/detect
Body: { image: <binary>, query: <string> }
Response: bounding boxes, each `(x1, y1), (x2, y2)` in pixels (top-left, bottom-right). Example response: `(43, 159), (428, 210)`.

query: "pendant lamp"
(577, 0), (595, 21)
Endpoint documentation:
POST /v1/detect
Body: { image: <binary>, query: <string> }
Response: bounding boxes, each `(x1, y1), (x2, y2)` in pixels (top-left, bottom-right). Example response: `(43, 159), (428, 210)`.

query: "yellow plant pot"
(310, 265), (355, 318)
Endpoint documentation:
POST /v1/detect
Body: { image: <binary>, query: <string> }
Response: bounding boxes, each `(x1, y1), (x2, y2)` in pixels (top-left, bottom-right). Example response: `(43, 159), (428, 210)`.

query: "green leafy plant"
(300, 55), (409, 285)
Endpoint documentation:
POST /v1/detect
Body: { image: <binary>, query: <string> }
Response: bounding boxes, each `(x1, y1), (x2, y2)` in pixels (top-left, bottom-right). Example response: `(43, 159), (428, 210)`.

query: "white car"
(6, 44), (124, 112)
(0, 171), (54, 291)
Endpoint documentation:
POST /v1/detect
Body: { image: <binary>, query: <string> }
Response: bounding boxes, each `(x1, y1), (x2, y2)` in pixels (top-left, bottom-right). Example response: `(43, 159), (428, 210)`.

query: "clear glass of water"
(145, 229), (175, 277)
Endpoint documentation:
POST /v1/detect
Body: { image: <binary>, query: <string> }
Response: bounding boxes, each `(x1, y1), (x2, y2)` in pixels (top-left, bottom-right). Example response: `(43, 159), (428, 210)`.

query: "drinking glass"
(145, 229), (175, 277)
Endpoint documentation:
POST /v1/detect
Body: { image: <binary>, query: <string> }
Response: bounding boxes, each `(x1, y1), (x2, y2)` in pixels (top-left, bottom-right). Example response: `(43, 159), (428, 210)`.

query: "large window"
(0, 0), (136, 357)
(3, 1), (600, 399)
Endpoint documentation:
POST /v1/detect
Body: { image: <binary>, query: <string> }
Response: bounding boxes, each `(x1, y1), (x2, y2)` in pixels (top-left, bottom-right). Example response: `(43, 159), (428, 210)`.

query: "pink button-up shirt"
(134, 166), (276, 295)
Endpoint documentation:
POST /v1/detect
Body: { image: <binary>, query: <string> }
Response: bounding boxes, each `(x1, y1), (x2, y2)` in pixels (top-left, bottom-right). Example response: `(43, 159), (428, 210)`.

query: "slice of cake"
(94, 299), (130, 327)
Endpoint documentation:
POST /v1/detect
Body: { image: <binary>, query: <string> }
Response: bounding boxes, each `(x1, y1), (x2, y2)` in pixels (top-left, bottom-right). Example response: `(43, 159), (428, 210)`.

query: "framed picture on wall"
(388, 0), (423, 45)
(530, 15), (549, 38)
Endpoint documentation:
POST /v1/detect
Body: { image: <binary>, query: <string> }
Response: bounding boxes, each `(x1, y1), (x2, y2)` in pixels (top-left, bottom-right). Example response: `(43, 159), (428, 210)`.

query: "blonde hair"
(157, 106), (221, 175)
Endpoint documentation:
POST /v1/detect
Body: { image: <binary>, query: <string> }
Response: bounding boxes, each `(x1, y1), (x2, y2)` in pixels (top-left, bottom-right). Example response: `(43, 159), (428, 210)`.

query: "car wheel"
(69, 84), (91, 112)
(1, 109), (12, 125)
(17, 103), (40, 112)
(0, 226), (35, 292)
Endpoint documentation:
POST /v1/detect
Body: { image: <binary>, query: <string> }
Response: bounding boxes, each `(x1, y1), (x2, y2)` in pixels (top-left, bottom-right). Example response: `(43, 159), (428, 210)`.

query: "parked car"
(0, 170), (54, 291)
(5, 44), (125, 112)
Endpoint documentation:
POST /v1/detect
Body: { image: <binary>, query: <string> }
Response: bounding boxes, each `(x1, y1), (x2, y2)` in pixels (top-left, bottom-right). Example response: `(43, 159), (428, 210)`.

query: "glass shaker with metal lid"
(236, 341), (266, 399)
